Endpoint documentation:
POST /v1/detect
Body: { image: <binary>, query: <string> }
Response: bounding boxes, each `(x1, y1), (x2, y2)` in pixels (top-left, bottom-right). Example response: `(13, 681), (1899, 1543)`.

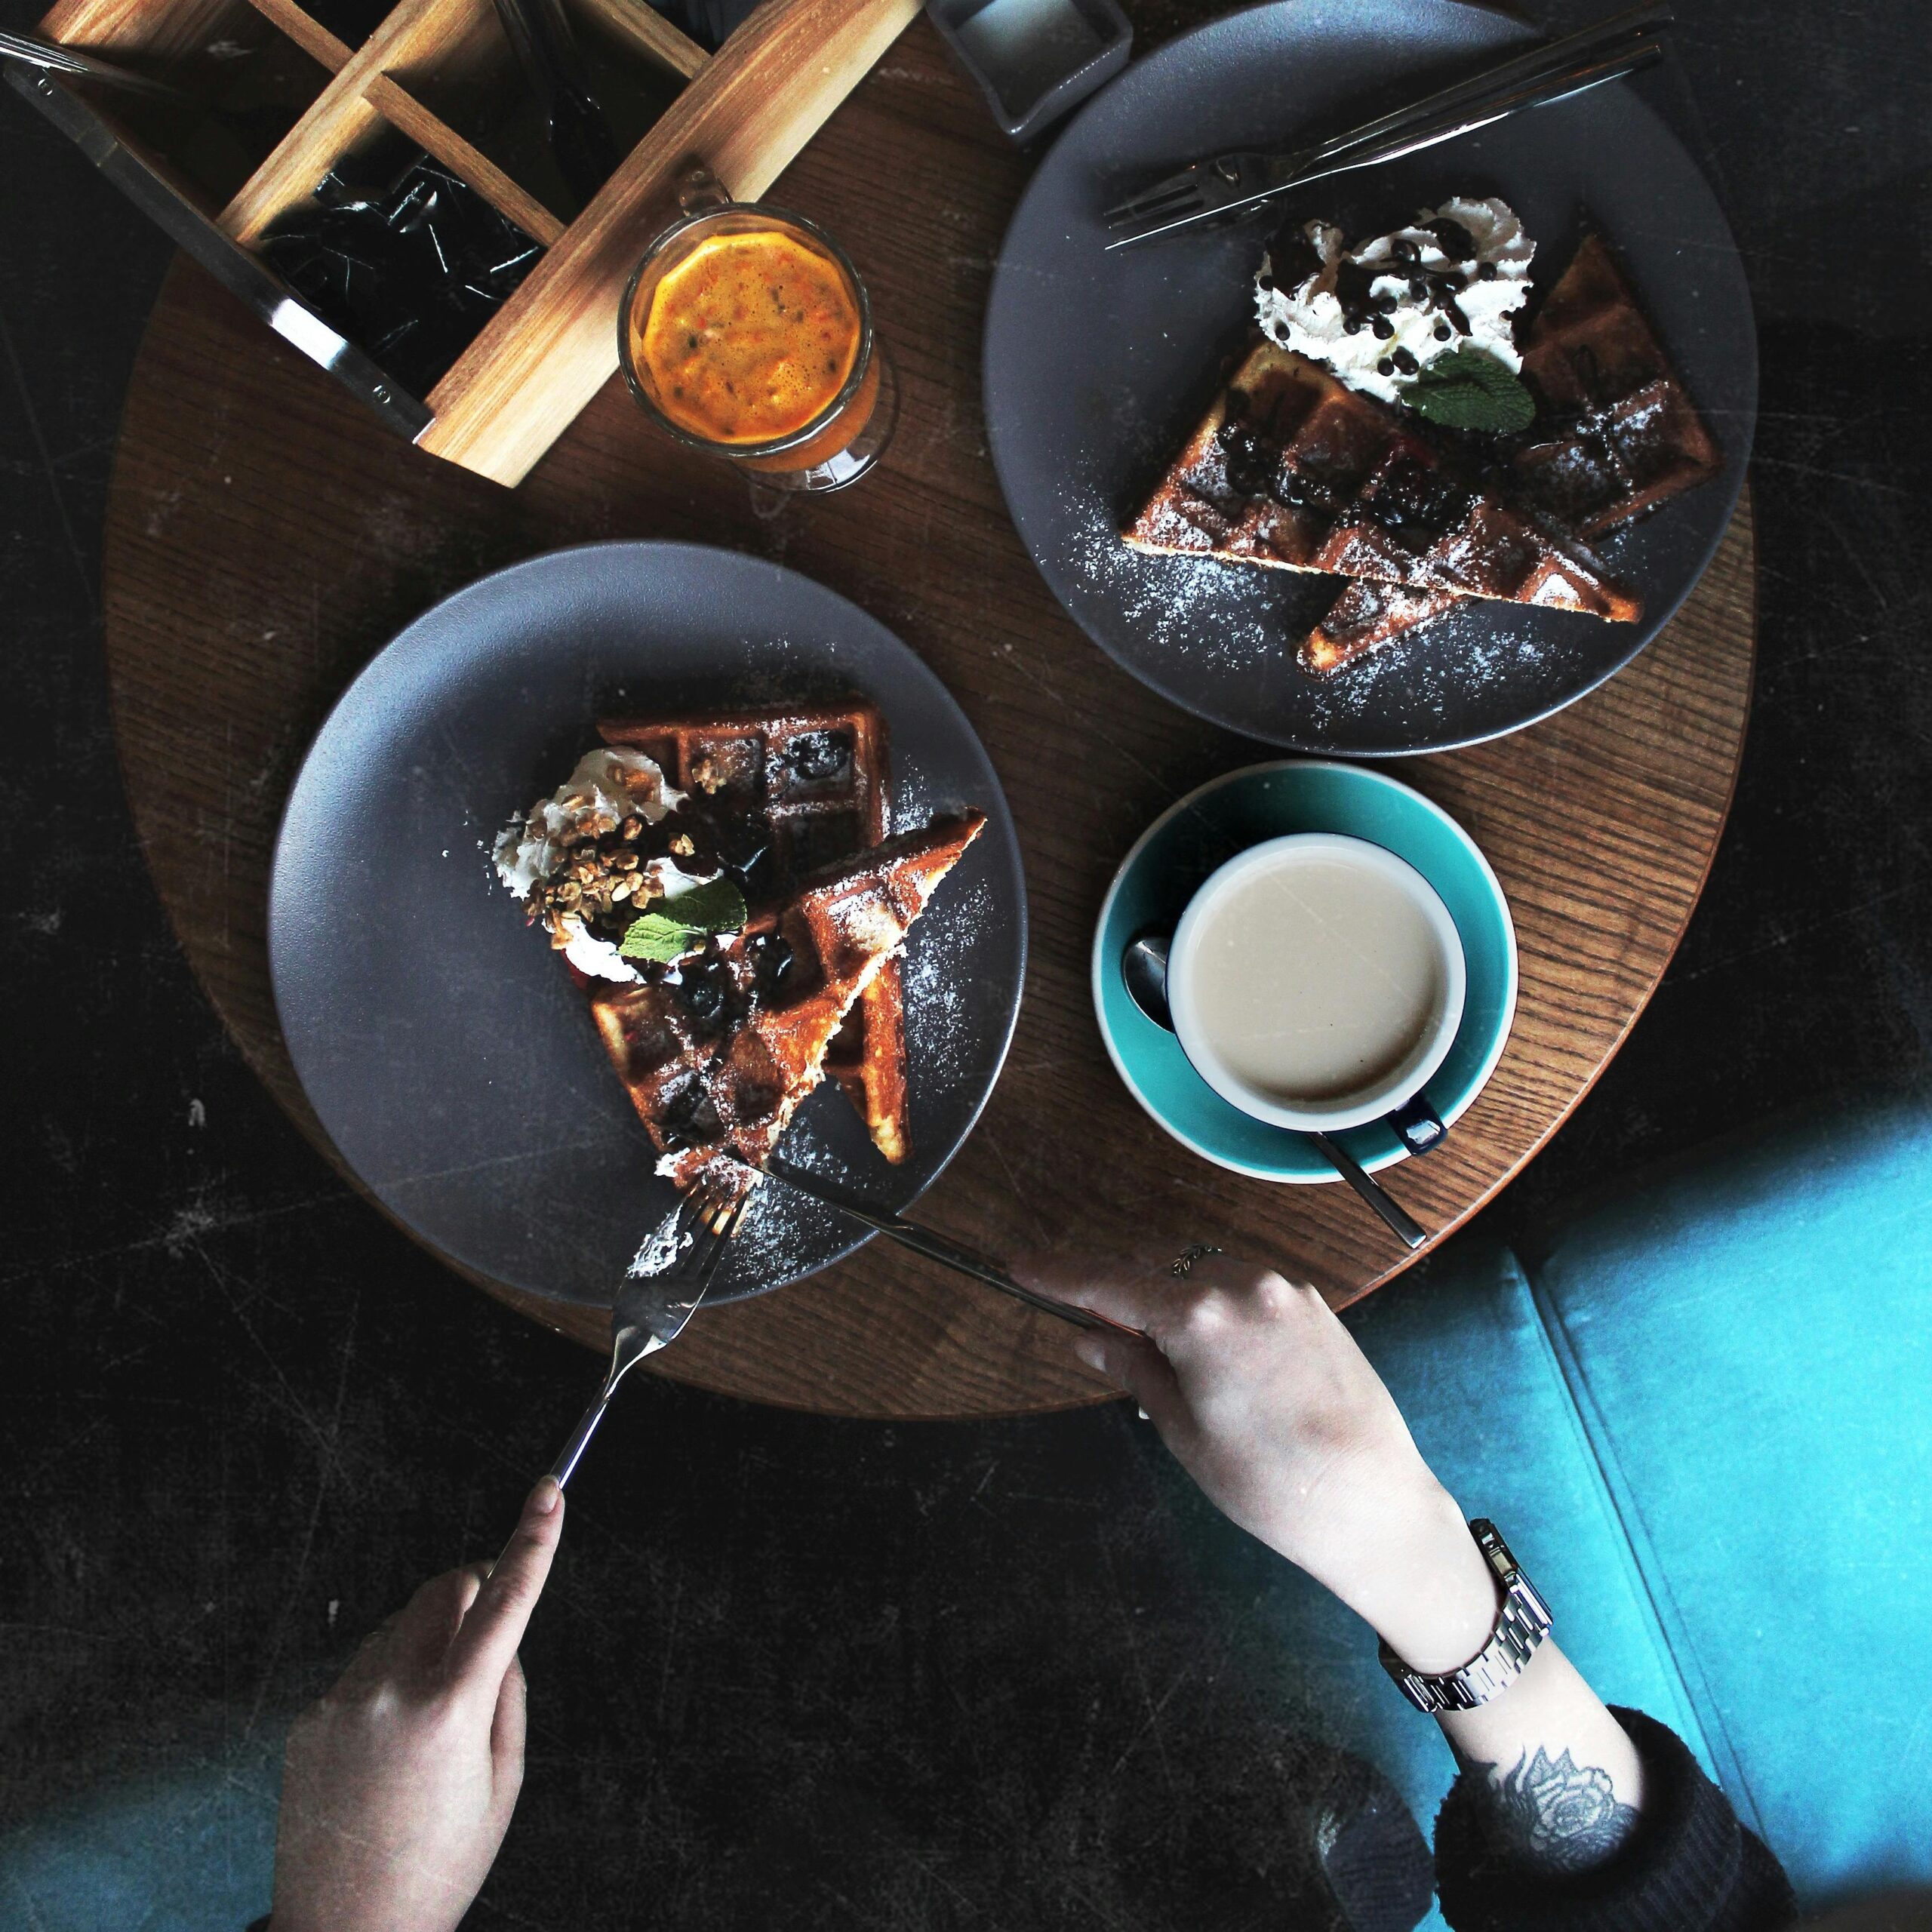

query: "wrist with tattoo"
(1457, 1743), (1643, 1873)
(1437, 1643), (1648, 1877)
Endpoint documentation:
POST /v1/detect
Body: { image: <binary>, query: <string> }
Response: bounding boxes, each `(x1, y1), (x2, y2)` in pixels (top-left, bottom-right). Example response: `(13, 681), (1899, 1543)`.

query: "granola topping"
(493, 748), (715, 983)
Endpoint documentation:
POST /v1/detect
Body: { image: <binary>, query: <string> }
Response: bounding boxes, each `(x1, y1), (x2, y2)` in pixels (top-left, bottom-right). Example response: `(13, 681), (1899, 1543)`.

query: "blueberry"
(787, 730), (851, 783)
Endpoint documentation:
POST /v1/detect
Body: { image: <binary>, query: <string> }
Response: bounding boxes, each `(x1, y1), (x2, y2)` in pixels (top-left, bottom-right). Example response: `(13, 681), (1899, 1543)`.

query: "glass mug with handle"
(618, 165), (897, 492)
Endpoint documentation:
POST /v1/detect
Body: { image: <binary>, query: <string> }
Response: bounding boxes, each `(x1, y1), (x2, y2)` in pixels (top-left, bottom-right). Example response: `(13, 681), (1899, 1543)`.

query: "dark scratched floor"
(3, 2), (1930, 1925)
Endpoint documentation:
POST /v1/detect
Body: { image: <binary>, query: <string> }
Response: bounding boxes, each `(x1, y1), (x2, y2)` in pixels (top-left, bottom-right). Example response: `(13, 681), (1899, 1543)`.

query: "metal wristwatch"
(1379, 1520), (1552, 1714)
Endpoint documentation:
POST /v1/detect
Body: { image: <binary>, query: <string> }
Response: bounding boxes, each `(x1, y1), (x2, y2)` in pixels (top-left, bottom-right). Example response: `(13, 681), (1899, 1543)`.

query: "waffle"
(586, 814), (984, 1194)
(1512, 232), (1722, 536)
(1122, 340), (1639, 627)
(597, 703), (912, 1164)
(1303, 233), (1721, 673)
(1302, 580), (1463, 675)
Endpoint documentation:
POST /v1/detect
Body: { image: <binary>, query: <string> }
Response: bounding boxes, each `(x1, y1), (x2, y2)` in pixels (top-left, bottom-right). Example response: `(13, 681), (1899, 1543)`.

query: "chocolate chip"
(1391, 347), (1419, 375)
(1372, 315), (1394, 339)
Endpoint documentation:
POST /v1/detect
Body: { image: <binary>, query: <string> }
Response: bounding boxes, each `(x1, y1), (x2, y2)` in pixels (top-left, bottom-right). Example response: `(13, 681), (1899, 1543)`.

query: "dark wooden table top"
(99, 15), (1755, 1418)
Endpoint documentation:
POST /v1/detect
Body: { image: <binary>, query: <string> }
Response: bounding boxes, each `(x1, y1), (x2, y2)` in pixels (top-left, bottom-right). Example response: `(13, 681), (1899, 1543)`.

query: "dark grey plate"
(269, 543), (1026, 1309)
(983, 0), (1756, 755)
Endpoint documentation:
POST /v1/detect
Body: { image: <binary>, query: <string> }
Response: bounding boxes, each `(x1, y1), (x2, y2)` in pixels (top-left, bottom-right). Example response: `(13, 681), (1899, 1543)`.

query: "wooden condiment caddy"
(12, 0), (921, 484)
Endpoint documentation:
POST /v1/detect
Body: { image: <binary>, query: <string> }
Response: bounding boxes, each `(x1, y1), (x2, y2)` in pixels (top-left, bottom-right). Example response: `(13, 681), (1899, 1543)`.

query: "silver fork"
(544, 1177), (750, 1489)
(1103, 0), (1670, 250)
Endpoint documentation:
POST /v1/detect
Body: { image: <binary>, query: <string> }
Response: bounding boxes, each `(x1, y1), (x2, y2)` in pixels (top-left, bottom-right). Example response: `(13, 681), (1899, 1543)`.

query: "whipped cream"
(492, 748), (697, 984)
(1254, 196), (1534, 407)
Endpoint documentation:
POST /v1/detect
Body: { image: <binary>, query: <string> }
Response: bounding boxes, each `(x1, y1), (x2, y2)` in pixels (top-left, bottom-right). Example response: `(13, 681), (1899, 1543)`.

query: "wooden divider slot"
(575, 0), (706, 82)
(380, 0), (696, 229)
(41, 0), (241, 62)
(243, 0), (353, 72)
(367, 75), (566, 243)
(40, 0), (340, 211)
(217, 0), (497, 242)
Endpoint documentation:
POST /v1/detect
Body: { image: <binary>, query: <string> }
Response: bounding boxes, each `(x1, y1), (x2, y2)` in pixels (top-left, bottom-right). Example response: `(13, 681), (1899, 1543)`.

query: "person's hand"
(270, 1478), (565, 1932)
(1042, 1251), (1499, 1673)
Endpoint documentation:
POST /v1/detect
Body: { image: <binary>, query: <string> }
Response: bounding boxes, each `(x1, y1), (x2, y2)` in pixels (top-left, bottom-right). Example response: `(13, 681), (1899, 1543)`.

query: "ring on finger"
(1170, 1243), (1225, 1278)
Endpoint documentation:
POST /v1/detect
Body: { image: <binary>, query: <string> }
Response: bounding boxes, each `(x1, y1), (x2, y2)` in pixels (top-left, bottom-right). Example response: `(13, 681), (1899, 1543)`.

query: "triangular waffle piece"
(1303, 232), (1721, 674)
(1122, 340), (1638, 622)
(585, 814), (984, 1193)
(1303, 582), (1463, 676)
(1512, 232), (1722, 537)
(597, 703), (912, 1164)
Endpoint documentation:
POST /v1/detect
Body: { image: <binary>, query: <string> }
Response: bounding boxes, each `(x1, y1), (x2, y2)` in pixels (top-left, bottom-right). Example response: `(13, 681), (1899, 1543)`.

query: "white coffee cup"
(1167, 833), (1466, 1134)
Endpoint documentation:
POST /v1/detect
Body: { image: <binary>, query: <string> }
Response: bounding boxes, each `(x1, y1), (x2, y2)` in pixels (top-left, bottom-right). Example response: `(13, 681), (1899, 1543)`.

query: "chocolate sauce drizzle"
(1271, 214), (1491, 344)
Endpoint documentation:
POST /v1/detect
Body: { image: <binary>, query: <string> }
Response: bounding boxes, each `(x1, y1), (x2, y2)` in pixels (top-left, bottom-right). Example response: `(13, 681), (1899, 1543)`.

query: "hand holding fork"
(540, 1160), (1147, 1489)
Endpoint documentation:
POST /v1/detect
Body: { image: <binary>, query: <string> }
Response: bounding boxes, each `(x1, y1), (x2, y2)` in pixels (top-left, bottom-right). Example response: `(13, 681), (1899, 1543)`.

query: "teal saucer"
(1092, 761), (1518, 1183)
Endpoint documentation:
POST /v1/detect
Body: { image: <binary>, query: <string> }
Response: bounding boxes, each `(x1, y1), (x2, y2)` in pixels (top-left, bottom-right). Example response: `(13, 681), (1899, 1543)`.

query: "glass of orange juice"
(618, 167), (897, 493)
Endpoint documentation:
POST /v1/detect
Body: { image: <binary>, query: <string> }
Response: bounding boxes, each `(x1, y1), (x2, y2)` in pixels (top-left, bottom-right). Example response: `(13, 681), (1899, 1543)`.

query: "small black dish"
(929, 0), (1131, 144)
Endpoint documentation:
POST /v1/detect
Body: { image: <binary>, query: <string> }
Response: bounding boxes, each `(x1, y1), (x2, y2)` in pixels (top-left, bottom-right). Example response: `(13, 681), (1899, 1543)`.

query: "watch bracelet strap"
(1378, 1518), (1552, 1715)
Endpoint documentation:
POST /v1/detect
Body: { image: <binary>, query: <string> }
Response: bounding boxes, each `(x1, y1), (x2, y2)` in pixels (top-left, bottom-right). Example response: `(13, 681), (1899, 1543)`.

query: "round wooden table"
(101, 20), (1754, 1420)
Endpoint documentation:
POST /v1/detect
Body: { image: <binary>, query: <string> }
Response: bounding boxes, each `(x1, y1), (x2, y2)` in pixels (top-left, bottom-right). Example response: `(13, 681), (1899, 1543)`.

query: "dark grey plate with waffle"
(983, 0), (1755, 755)
(269, 543), (1027, 1308)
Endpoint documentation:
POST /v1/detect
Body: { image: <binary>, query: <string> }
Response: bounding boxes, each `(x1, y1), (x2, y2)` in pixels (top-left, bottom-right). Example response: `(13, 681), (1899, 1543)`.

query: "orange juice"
(636, 229), (864, 448)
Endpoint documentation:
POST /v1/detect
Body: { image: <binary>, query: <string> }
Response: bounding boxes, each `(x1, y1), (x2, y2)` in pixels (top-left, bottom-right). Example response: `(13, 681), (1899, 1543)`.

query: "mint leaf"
(659, 876), (747, 931)
(617, 877), (748, 963)
(1402, 347), (1537, 434)
(617, 917), (705, 964)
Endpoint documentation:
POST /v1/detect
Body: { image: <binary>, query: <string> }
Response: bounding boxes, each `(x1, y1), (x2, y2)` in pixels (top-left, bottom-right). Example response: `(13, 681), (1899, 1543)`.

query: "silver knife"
(764, 1158), (1146, 1339)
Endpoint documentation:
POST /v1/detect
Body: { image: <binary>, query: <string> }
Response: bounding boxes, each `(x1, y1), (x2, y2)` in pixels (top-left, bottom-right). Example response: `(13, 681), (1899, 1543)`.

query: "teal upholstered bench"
(0, 1727), (281, 1932)
(1303, 1090), (1932, 1918)
(6, 1094), (1927, 1929)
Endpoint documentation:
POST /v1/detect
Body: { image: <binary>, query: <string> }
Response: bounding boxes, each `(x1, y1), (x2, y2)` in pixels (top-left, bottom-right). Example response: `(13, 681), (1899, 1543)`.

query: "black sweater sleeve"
(1433, 1708), (1795, 1932)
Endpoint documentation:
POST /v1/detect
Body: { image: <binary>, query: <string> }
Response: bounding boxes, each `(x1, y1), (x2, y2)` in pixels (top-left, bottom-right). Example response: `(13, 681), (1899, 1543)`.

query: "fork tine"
(675, 1189), (744, 1294)
(1103, 179), (1207, 228)
(638, 1189), (703, 1275)
(694, 1197), (749, 1297)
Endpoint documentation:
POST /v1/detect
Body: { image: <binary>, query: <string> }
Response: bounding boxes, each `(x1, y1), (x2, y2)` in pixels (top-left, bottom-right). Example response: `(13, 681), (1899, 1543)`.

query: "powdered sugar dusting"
(777, 1131), (866, 1188)
(1062, 480), (1281, 669)
(902, 874), (988, 1095)
(1292, 610), (1556, 731)
(887, 760), (946, 837)
(1057, 476), (1590, 723)
(627, 1203), (691, 1278)
(721, 1172), (819, 1284)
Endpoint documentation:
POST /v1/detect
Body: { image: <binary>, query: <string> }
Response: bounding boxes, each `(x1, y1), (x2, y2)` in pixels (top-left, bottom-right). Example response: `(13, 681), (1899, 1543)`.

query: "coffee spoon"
(1121, 931), (1430, 1251)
